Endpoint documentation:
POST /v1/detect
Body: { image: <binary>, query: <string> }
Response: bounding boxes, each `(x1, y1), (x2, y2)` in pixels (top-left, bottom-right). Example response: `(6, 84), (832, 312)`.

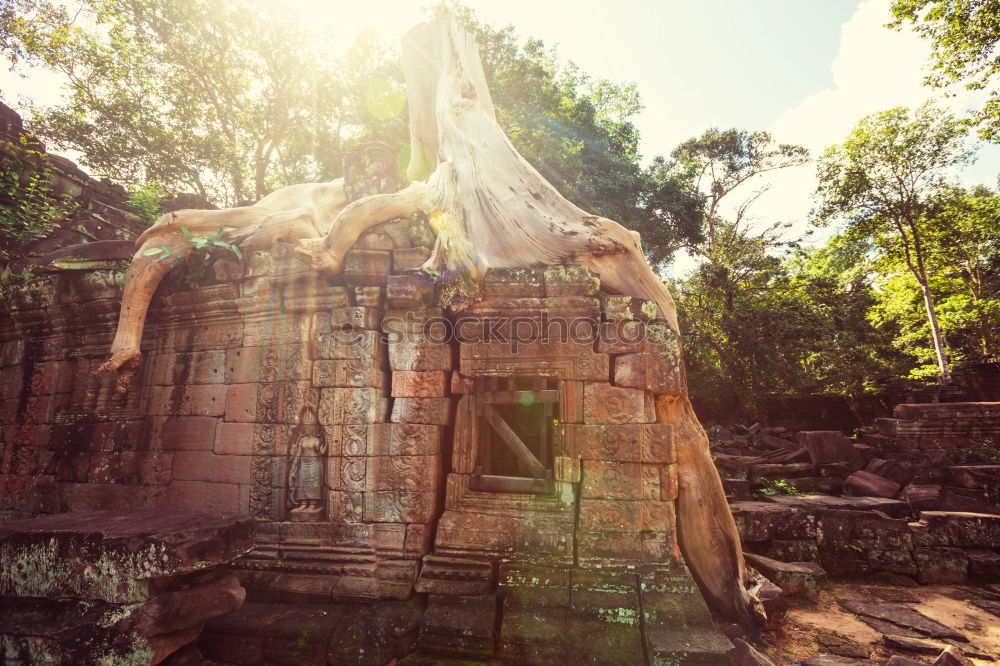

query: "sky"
(3, 0), (997, 273)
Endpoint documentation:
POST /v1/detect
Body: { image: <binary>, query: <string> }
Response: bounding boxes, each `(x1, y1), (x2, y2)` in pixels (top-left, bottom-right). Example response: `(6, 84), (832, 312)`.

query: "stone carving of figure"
(288, 433), (325, 522)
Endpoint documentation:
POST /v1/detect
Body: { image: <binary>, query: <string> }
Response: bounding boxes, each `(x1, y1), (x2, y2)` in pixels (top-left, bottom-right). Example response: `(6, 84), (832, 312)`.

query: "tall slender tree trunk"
(904, 217), (951, 383)
(919, 280), (951, 382)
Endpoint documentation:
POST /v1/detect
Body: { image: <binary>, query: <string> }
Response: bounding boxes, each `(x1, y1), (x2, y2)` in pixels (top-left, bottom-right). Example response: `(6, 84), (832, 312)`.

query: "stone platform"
(0, 510), (253, 665)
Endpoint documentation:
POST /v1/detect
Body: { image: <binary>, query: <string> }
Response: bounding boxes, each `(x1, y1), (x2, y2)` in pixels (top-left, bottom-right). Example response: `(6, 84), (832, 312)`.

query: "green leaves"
(0, 133), (80, 259)
(890, 0), (1000, 142)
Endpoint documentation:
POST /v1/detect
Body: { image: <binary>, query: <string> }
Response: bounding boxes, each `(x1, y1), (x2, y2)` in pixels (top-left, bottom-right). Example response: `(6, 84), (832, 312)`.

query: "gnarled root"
(657, 394), (762, 636)
(97, 236), (192, 389)
(581, 219), (680, 330)
(101, 196), (337, 391)
(295, 182), (433, 273)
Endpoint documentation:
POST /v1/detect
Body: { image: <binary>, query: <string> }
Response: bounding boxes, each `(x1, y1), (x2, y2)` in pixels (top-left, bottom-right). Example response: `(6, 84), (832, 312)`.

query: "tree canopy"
(890, 0), (1000, 142)
(1, 0), (706, 260)
(814, 103), (974, 380)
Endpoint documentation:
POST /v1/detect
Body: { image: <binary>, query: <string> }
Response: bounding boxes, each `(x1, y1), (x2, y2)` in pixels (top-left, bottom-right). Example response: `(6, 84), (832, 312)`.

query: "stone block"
(207, 601), (343, 664)
(224, 345), (310, 384)
(326, 597), (422, 666)
(569, 568), (639, 617)
(172, 451), (252, 485)
(763, 493), (911, 518)
(372, 523), (407, 553)
(416, 555), (495, 596)
(862, 548), (917, 576)
(326, 307), (382, 331)
(583, 383), (655, 424)
(389, 337), (452, 372)
(363, 491), (437, 523)
(404, 524), (433, 557)
(240, 316), (315, 351)
(459, 339), (608, 381)
(819, 509), (913, 551)
(614, 352), (683, 395)
(214, 422), (255, 456)
(434, 510), (523, 554)
(390, 397), (450, 425)
(579, 498), (640, 533)
(543, 265), (599, 298)
(639, 564), (713, 627)
(147, 384), (227, 417)
(554, 455), (581, 482)
(0, 509), (253, 603)
(660, 464), (679, 501)
(499, 563), (571, 607)
(419, 593), (496, 659)
(913, 511), (1000, 548)
(343, 249), (391, 285)
(483, 268), (544, 297)
(601, 295), (657, 322)
(797, 430), (864, 468)
(318, 387), (388, 424)
(728, 501), (818, 542)
(576, 530), (672, 564)
(314, 329), (385, 362)
(581, 460), (645, 500)
(366, 454), (441, 492)
(391, 371), (448, 398)
(559, 423), (658, 462)
(499, 604), (567, 663)
(328, 456), (367, 492)
(641, 464), (662, 500)
(312, 359), (386, 388)
(843, 470), (902, 498)
(965, 548), (1000, 575)
(223, 382), (317, 424)
(160, 416), (218, 451)
(328, 490), (365, 523)
(354, 230), (396, 250)
(392, 246), (431, 272)
(744, 552), (826, 601)
(565, 610), (645, 665)
(246, 424), (298, 458)
(323, 424), (371, 457)
(144, 350), (226, 386)
(747, 539), (820, 563)
(646, 626), (735, 665)
(379, 423), (443, 456)
(914, 547), (969, 584)
(386, 274), (434, 306)
(353, 285), (385, 309)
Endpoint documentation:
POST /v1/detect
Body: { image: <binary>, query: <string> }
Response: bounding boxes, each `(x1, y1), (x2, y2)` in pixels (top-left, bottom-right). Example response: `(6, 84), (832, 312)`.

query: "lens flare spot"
(519, 392), (534, 407)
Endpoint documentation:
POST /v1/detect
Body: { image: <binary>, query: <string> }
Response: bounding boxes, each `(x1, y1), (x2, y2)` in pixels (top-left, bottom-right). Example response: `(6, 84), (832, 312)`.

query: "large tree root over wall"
(294, 15), (761, 632)
(98, 180), (349, 390)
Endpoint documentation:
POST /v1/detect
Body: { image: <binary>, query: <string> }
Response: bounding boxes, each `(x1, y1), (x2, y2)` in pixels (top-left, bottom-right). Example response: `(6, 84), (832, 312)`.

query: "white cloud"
(720, 0), (1000, 254)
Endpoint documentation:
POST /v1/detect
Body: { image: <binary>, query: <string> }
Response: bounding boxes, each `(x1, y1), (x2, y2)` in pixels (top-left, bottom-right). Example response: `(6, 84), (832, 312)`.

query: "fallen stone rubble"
(712, 422), (999, 585)
(0, 510), (253, 665)
(712, 418), (1000, 665)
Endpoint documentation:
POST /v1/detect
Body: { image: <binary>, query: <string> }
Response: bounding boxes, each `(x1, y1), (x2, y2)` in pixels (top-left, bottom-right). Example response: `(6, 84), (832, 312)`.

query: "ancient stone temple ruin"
(0, 208), (729, 662)
(0, 15), (755, 665)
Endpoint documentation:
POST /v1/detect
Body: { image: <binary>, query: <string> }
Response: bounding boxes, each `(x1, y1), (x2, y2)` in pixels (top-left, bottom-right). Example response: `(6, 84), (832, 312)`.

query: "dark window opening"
(471, 376), (558, 494)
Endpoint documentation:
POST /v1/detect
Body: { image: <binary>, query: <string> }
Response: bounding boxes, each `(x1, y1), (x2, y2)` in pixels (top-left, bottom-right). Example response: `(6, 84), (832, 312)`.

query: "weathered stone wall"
(0, 101), (147, 271)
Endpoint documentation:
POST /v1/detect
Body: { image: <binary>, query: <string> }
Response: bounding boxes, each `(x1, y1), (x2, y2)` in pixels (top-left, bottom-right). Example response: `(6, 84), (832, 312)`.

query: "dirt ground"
(762, 581), (1000, 665)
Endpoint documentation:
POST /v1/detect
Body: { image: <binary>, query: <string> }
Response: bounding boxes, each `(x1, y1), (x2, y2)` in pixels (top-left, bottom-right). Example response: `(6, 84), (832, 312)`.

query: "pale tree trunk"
(903, 217), (951, 383)
(920, 281), (952, 382)
(295, 15), (758, 632)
